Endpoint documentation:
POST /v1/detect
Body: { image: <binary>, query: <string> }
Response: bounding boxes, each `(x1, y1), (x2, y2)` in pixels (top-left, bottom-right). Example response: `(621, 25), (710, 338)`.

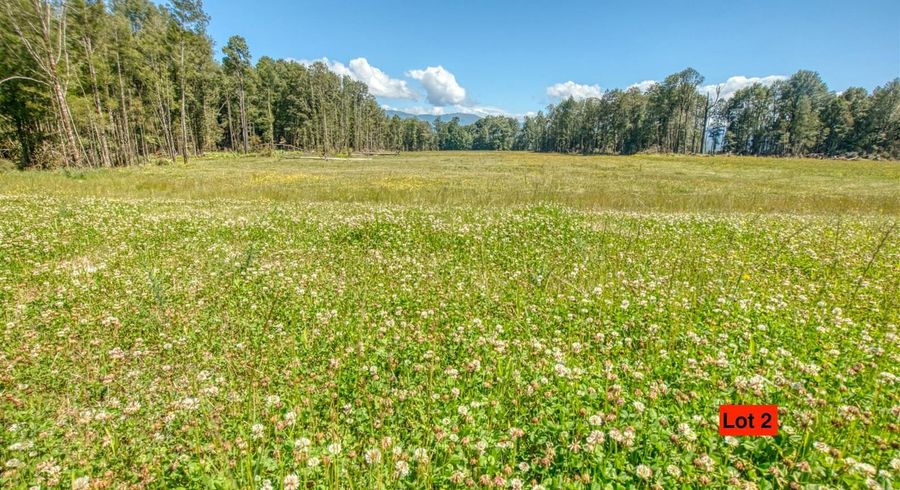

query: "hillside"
(384, 110), (481, 126)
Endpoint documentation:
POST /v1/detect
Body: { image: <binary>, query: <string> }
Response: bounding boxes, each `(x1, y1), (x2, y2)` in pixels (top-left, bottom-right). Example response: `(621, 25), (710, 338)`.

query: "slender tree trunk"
(154, 79), (176, 162)
(700, 94), (710, 154)
(49, 69), (80, 166)
(179, 42), (189, 163)
(114, 40), (134, 164)
(322, 95), (328, 154)
(238, 75), (248, 153)
(267, 90), (274, 150)
(226, 96), (236, 150)
(83, 36), (111, 166)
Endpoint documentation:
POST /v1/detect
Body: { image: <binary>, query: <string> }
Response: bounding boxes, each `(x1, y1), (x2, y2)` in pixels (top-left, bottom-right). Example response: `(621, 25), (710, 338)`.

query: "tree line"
(0, 0), (390, 168)
(525, 68), (899, 158)
(357, 69), (899, 159)
(1, 0), (898, 169)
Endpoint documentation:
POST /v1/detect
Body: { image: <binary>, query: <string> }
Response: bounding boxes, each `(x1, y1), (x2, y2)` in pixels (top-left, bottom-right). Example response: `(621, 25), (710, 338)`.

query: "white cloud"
(700, 75), (786, 100)
(406, 66), (468, 106)
(294, 57), (351, 76)
(382, 105), (446, 116)
(628, 80), (658, 93)
(347, 58), (418, 99)
(546, 81), (603, 100)
(450, 104), (508, 117)
(293, 57), (418, 100)
(382, 104), (509, 118)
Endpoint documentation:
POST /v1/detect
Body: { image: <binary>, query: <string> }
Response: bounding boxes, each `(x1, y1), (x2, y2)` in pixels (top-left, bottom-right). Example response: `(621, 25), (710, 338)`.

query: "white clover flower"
(73, 476), (90, 490)
(7, 441), (32, 451)
(179, 397), (200, 411)
(677, 423), (697, 441)
(635, 464), (652, 480)
(364, 448), (382, 465)
(327, 442), (342, 455)
(586, 430), (605, 447)
(413, 447), (429, 463)
(307, 456), (321, 468)
(395, 460), (410, 478)
(251, 423), (265, 440)
(609, 428), (623, 443)
(283, 474), (299, 490)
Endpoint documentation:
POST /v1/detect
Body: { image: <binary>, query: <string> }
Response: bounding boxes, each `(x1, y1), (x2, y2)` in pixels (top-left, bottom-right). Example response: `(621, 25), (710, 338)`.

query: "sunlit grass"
(1, 152), (897, 213)
(0, 154), (898, 488)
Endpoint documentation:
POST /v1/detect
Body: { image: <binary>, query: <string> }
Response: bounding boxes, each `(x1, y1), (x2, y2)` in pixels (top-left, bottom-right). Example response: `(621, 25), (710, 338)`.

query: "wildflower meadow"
(1, 153), (898, 489)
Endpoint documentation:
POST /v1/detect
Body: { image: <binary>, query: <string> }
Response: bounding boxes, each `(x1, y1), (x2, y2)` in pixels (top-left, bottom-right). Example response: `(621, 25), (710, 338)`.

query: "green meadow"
(0, 153), (898, 489)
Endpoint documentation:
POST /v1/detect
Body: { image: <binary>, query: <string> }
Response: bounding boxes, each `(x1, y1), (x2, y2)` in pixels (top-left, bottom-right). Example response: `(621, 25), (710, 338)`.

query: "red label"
(719, 405), (778, 436)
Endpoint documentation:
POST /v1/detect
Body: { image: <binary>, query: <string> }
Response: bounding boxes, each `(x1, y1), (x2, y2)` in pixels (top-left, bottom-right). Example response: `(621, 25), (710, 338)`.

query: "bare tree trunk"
(700, 94), (712, 154)
(226, 96), (236, 150)
(237, 75), (248, 153)
(114, 38), (135, 164)
(179, 42), (189, 163)
(83, 36), (111, 166)
(267, 90), (274, 150)
(154, 79), (176, 162)
(321, 89), (328, 154)
(5, 0), (84, 166)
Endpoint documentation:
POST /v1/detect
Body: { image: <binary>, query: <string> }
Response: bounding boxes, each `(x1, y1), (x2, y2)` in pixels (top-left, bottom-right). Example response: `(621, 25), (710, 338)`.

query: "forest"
(1, 0), (898, 169)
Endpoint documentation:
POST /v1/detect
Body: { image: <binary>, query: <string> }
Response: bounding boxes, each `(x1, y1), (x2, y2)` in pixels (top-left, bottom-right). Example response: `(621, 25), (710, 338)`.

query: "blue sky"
(202, 0), (900, 116)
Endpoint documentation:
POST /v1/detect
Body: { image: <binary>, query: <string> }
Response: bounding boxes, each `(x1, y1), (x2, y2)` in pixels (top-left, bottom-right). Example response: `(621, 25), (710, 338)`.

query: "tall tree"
(222, 35), (251, 153)
(169, 0), (208, 163)
(3, 0), (84, 166)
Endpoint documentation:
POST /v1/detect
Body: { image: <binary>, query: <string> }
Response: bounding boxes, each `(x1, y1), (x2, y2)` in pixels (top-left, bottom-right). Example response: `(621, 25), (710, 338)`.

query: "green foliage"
(0, 2), (897, 169)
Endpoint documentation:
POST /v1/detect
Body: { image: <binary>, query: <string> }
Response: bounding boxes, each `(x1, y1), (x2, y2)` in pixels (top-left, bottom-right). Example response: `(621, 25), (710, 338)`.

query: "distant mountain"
(384, 110), (481, 126)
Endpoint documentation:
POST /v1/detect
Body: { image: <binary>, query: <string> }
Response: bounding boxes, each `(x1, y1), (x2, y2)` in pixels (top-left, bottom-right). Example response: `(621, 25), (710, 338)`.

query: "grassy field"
(1, 152), (898, 213)
(0, 153), (898, 489)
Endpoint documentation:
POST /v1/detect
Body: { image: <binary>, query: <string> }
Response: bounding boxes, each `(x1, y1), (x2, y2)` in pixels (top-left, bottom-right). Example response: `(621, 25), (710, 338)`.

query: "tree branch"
(0, 75), (50, 86)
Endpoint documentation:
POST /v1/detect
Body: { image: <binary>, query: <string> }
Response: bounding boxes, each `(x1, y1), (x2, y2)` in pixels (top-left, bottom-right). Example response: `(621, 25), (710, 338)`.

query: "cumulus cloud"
(293, 57), (418, 100)
(406, 66), (468, 106)
(628, 80), (658, 92)
(546, 81), (603, 100)
(700, 75), (787, 100)
(382, 105), (446, 116)
(382, 104), (510, 118)
(452, 104), (509, 117)
(294, 57), (351, 76)
(347, 58), (418, 99)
